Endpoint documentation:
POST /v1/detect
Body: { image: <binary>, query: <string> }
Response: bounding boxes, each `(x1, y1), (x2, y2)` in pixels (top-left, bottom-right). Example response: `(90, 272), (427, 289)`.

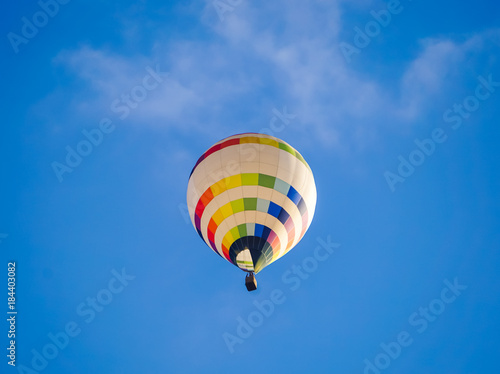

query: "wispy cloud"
(38, 1), (500, 151)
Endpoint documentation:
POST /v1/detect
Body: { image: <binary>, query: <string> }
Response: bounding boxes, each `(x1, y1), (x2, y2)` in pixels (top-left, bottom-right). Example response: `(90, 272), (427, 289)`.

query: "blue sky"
(1, 0), (500, 373)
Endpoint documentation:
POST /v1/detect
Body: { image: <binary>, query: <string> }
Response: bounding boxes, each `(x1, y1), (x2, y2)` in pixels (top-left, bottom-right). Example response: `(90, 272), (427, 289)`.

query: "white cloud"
(42, 1), (500, 151)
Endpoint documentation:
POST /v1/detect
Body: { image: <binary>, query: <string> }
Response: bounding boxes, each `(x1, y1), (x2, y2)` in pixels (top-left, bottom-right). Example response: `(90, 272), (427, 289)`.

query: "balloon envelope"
(187, 133), (317, 273)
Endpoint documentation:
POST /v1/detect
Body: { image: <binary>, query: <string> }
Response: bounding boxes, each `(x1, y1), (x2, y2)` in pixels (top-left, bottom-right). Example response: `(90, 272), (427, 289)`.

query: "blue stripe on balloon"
(277, 208), (290, 225)
(254, 223), (264, 238)
(261, 226), (271, 240)
(287, 186), (301, 205)
(267, 201), (282, 218)
(297, 198), (307, 215)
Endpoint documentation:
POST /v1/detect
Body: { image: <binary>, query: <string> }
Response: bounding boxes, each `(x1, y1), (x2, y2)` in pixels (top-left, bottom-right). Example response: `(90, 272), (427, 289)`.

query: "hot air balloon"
(186, 133), (317, 291)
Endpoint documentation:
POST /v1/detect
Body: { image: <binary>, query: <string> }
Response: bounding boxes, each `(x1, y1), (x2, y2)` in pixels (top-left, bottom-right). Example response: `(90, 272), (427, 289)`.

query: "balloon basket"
(245, 273), (257, 292)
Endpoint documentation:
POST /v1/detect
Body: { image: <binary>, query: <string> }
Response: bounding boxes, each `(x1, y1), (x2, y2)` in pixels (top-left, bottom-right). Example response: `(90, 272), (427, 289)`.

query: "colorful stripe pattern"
(189, 133), (311, 177)
(187, 133), (316, 274)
